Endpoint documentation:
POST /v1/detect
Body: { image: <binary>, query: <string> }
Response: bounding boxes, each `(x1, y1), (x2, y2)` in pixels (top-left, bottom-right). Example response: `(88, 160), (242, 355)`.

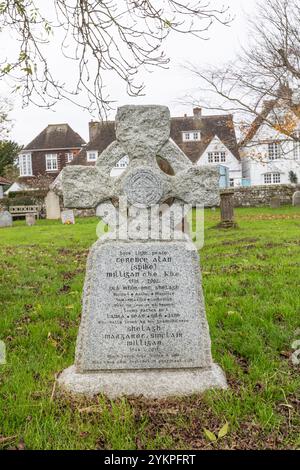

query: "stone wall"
(223, 184), (300, 207)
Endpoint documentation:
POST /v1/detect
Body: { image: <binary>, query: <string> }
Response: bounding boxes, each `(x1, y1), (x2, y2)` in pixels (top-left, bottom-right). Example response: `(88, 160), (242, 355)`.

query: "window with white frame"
(293, 130), (300, 159)
(182, 131), (200, 142)
(264, 172), (281, 184)
(268, 142), (281, 160)
(115, 155), (129, 168)
(19, 154), (32, 176)
(264, 173), (272, 184)
(273, 172), (281, 183)
(208, 151), (226, 163)
(229, 178), (234, 187)
(45, 154), (58, 171)
(66, 152), (74, 163)
(87, 151), (98, 162)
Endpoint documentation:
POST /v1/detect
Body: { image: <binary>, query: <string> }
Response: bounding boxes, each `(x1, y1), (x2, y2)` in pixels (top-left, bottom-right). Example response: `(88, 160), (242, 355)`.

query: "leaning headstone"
(0, 210), (12, 228)
(26, 213), (36, 226)
(45, 190), (61, 220)
(57, 105), (227, 398)
(61, 209), (75, 225)
(270, 197), (281, 208)
(292, 191), (300, 206)
(218, 191), (237, 228)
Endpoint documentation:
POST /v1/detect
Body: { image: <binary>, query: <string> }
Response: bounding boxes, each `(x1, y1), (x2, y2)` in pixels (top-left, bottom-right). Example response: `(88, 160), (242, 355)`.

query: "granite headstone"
(0, 211), (12, 228)
(292, 191), (300, 207)
(45, 190), (61, 220)
(26, 213), (36, 226)
(61, 209), (75, 225)
(58, 105), (227, 398)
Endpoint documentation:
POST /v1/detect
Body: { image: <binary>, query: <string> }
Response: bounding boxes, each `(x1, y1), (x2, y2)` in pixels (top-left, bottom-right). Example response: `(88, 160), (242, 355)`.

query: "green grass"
(0, 207), (300, 450)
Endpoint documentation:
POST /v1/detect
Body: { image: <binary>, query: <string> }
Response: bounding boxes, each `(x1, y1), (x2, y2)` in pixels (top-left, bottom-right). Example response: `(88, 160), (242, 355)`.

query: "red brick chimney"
(193, 107), (202, 118)
(89, 121), (101, 142)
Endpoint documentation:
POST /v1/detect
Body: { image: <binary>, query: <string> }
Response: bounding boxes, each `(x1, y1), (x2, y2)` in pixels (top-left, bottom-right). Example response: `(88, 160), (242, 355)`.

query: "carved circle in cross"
(123, 168), (163, 207)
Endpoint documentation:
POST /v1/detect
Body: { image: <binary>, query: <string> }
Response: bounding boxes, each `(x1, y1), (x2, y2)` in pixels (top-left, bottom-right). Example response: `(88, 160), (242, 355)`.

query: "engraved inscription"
(80, 242), (207, 371)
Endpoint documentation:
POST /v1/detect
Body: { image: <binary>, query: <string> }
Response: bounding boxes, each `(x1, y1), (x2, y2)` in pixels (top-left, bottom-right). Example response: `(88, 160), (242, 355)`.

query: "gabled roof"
(239, 100), (276, 147)
(71, 111), (240, 166)
(170, 114), (240, 162)
(240, 84), (300, 147)
(24, 124), (86, 151)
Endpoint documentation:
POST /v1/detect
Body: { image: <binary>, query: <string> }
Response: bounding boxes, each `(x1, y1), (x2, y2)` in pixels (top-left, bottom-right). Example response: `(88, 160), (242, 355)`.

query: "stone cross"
(62, 106), (219, 213)
(58, 105), (227, 398)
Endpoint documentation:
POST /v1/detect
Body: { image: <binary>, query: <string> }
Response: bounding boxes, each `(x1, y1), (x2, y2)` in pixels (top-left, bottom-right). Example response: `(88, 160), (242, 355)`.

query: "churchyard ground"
(0, 206), (299, 450)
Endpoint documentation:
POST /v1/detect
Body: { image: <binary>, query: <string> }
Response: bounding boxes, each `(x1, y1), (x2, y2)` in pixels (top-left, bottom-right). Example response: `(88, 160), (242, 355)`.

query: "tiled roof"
(0, 176), (11, 185)
(24, 124), (86, 150)
(71, 112), (240, 166)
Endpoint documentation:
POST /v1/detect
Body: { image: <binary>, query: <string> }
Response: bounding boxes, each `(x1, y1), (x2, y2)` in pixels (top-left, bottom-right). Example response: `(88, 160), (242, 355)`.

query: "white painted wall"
(197, 136), (242, 187)
(241, 109), (300, 186)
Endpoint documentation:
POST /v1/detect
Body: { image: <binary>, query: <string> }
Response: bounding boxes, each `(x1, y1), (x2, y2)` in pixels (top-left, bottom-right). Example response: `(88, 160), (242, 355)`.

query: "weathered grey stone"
(0, 211), (12, 228)
(61, 210), (75, 225)
(61, 105), (220, 209)
(26, 214), (36, 226)
(45, 190), (61, 220)
(270, 196), (281, 208)
(50, 172), (63, 196)
(58, 105), (227, 398)
(115, 105), (170, 161)
(58, 364), (227, 398)
(221, 185), (300, 208)
(218, 191), (237, 228)
(292, 191), (300, 206)
(74, 240), (212, 372)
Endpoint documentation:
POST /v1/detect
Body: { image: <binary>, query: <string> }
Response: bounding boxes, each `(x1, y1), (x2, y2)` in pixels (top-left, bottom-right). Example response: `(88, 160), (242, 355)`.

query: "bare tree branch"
(183, 0), (300, 150)
(0, 0), (231, 117)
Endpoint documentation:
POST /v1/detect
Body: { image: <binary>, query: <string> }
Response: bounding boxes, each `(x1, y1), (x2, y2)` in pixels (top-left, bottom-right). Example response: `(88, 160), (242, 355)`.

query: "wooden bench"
(9, 205), (40, 219)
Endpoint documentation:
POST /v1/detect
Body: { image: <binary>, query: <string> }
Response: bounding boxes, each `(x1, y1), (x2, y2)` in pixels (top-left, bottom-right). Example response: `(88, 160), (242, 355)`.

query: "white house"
(195, 135), (242, 187)
(241, 101), (300, 186)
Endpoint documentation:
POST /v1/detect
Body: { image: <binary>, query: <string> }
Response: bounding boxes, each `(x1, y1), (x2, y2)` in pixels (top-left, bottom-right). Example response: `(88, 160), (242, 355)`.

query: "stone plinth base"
(57, 364), (227, 399)
(217, 221), (238, 229)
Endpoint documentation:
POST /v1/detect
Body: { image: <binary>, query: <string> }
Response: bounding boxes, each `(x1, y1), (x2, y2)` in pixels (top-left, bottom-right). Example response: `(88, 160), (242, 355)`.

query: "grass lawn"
(0, 206), (300, 450)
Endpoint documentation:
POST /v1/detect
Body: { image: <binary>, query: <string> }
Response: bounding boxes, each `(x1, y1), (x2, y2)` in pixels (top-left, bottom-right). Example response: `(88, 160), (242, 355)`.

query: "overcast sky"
(2, 0), (258, 145)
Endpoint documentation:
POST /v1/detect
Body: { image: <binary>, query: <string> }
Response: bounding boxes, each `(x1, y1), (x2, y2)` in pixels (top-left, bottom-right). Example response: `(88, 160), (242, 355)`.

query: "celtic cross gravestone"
(57, 105), (227, 398)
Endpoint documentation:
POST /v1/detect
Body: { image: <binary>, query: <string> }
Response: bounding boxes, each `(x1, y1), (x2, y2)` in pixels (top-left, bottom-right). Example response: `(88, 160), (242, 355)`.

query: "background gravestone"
(26, 214), (36, 226)
(58, 105), (227, 398)
(292, 191), (300, 207)
(270, 196), (281, 208)
(45, 190), (61, 220)
(218, 190), (237, 228)
(0, 211), (12, 228)
(61, 209), (75, 225)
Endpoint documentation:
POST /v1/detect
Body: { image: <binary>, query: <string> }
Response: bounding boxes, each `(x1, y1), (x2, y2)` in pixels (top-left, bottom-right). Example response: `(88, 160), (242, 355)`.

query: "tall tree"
(185, 0), (300, 139)
(0, 140), (22, 177)
(0, 97), (11, 140)
(0, 0), (231, 117)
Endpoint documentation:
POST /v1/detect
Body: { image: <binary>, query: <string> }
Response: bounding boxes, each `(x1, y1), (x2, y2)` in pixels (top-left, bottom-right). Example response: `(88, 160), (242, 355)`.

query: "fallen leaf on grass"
(203, 428), (217, 442)
(218, 422), (229, 438)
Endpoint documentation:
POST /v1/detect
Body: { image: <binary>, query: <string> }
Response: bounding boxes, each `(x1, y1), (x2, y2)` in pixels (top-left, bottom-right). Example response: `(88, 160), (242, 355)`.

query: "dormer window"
(182, 131), (200, 142)
(87, 151), (98, 162)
